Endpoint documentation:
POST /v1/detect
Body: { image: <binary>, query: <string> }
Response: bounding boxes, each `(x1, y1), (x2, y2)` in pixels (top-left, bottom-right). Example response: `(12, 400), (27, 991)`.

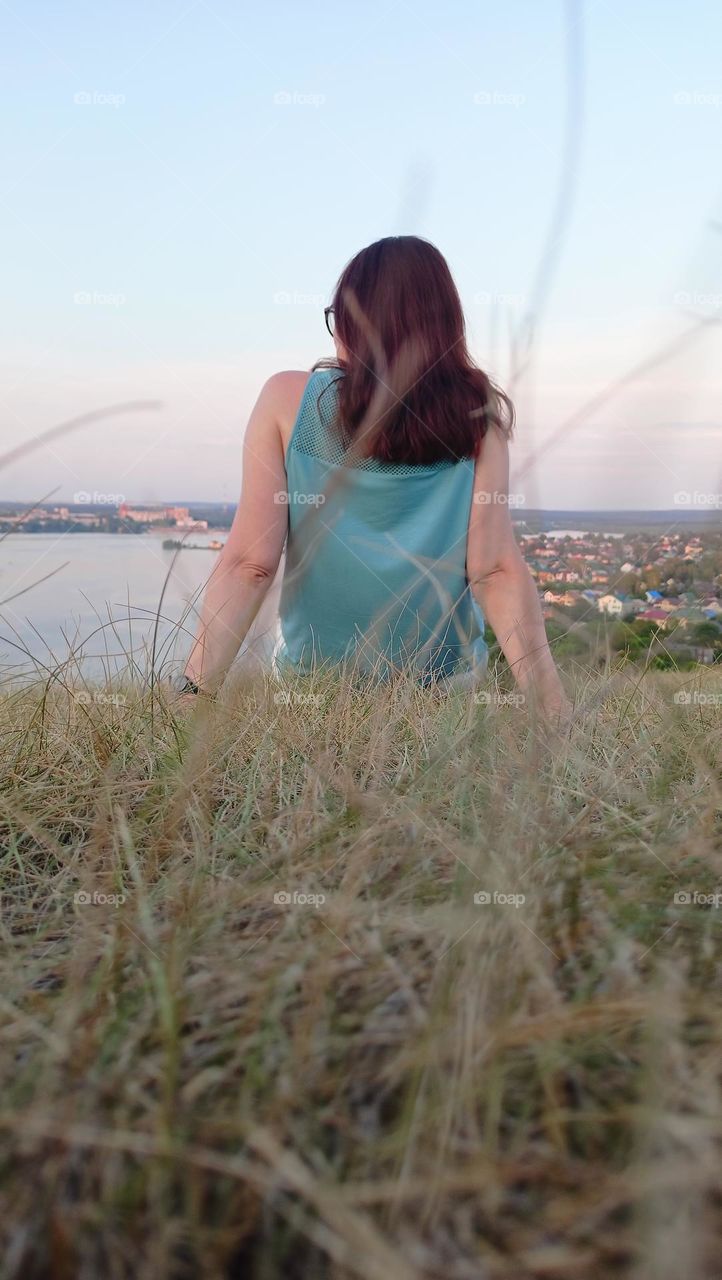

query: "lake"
(0, 532), (282, 684)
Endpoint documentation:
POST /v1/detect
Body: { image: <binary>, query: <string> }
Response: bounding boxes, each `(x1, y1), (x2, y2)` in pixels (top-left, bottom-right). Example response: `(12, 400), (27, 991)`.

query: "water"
(0, 532), (281, 684)
(545, 530), (624, 539)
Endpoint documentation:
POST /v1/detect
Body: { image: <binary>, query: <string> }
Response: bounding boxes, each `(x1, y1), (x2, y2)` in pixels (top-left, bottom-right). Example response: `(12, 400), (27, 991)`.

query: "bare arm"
(181, 374), (295, 694)
(467, 426), (571, 722)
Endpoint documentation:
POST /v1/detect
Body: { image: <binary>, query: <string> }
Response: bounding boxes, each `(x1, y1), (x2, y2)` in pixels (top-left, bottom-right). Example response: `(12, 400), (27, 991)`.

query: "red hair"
(317, 236), (514, 466)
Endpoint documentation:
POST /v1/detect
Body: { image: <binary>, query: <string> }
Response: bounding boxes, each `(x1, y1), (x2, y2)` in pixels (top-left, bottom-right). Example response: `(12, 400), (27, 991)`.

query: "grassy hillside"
(0, 665), (720, 1278)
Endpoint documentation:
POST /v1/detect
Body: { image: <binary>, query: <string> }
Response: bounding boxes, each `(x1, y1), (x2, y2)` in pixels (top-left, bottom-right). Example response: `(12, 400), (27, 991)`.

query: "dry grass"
(0, 662), (721, 1278)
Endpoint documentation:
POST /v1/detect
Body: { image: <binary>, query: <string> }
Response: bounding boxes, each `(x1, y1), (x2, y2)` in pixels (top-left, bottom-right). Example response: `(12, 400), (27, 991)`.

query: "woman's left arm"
(467, 426), (573, 727)
(181, 375), (292, 695)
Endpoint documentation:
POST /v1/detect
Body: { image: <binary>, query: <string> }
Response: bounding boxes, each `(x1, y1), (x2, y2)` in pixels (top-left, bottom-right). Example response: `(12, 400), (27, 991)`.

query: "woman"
(177, 236), (571, 724)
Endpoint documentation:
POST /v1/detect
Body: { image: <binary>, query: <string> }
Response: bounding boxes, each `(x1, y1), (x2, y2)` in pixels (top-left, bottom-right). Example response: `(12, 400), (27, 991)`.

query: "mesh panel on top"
(291, 371), (453, 476)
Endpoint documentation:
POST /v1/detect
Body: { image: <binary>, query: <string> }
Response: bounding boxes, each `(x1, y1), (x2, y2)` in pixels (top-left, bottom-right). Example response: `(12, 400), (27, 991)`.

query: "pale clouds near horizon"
(1, 308), (719, 509)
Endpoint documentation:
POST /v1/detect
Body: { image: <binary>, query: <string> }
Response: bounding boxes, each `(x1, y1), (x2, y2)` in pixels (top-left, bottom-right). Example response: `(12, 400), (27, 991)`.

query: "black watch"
(173, 674), (202, 696)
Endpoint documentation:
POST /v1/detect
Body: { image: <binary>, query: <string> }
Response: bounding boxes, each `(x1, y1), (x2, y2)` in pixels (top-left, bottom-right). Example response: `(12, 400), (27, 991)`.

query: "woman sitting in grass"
(178, 236), (570, 725)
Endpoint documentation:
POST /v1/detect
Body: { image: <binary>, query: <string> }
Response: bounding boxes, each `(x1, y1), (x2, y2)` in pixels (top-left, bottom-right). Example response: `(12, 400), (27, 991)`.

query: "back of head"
(323, 236), (514, 466)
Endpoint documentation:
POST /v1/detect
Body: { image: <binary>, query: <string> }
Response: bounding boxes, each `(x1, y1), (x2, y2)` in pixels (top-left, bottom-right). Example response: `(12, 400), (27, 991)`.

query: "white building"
(597, 594), (646, 618)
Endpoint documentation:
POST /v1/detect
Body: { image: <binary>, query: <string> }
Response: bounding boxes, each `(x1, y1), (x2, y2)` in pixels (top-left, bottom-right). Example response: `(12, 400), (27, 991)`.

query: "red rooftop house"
(636, 608), (671, 625)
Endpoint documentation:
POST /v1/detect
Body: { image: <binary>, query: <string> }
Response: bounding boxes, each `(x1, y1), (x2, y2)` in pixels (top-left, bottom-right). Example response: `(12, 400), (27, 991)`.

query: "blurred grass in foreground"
(0, 664), (720, 1279)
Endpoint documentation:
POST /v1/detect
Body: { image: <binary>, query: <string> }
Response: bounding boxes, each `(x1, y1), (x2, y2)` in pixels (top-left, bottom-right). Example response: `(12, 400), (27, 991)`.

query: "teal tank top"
(276, 368), (488, 684)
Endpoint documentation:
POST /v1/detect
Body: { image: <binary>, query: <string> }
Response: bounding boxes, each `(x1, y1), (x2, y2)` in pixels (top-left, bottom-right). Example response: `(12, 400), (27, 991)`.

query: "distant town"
(0, 502), (229, 535)
(518, 522), (722, 668)
(1, 502), (720, 668)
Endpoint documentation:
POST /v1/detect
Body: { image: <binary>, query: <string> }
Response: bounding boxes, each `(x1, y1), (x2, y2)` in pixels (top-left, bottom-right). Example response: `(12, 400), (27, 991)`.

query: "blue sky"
(1, 0), (721, 507)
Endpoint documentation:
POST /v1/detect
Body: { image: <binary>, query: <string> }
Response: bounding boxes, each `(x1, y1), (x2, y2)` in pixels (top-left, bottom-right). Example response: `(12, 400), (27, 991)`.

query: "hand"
(166, 672), (209, 713)
(540, 690), (574, 734)
(160, 678), (201, 715)
(173, 691), (199, 715)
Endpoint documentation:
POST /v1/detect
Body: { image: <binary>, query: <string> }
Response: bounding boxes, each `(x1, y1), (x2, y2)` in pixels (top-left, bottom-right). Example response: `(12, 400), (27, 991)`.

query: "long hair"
(316, 236), (514, 466)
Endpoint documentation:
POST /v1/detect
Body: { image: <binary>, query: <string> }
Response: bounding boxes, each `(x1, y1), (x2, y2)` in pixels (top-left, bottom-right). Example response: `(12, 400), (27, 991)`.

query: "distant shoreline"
(1, 506), (721, 531)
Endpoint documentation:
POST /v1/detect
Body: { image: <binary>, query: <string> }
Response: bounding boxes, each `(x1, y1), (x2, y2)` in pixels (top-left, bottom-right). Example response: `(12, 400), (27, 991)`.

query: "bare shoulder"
(259, 370), (312, 452)
(473, 422), (510, 474)
(261, 369), (311, 416)
(263, 369), (309, 394)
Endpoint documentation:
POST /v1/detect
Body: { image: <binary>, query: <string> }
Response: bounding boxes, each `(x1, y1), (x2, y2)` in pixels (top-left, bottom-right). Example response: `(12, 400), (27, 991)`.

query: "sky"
(0, 0), (721, 509)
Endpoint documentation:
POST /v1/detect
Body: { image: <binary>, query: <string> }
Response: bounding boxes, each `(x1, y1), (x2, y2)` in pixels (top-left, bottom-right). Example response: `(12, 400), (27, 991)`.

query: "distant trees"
(691, 621), (722, 646)
(488, 587), (722, 677)
(661, 559), (696, 586)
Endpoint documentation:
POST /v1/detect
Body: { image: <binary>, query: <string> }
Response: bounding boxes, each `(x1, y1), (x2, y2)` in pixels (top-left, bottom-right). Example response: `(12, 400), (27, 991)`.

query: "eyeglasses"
(324, 305), (335, 337)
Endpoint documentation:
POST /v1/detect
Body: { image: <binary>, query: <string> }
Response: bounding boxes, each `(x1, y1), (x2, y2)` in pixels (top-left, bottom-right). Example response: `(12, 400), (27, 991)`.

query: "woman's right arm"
(180, 374), (293, 695)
